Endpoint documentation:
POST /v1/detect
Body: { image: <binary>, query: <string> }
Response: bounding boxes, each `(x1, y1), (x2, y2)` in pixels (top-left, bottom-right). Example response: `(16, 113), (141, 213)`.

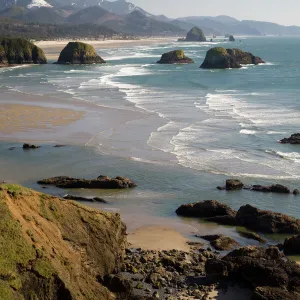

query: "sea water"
(1, 37), (300, 241)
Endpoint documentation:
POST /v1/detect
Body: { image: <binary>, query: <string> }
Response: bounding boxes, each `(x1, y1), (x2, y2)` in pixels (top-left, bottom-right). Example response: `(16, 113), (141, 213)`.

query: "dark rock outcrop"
(294, 189), (300, 195)
(206, 246), (300, 299)
(0, 184), (127, 299)
(200, 47), (264, 69)
(57, 42), (106, 64)
(23, 143), (40, 149)
(0, 37), (47, 65)
(236, 204), (300, 233)
(157, 50), (194, 64)
(63, 194), (107, 203)
(229, 35), (235, 41)
(176, 200), (236, 218)
(283, 235), (300, 255)
(38, 175), (136, 189)
(280, 133), (300, 144)
(184, 27), (206, 42)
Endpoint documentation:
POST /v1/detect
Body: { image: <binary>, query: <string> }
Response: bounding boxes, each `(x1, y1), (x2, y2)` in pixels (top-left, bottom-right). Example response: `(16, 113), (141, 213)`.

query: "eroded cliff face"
(0, 184), (127, 300)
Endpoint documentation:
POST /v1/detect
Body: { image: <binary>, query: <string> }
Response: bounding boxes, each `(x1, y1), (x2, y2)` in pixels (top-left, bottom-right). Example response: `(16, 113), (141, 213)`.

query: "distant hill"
(66, 6), (118, 25)
(102, 10), (185, 36)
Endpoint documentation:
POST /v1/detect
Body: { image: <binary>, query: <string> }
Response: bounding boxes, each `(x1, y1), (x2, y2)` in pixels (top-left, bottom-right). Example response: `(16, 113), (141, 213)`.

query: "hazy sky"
(126, 0), (299, 26)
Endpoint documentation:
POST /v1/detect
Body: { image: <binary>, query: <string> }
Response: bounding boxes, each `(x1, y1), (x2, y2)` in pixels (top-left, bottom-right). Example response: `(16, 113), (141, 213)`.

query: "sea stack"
(200, 47), (264, 69)
(57, 42), (106, 64)
(185, 27), (206, 42)
(157, 50), (194, 64)
(229, 35), (235, 41)
(0, 37), (47, 65)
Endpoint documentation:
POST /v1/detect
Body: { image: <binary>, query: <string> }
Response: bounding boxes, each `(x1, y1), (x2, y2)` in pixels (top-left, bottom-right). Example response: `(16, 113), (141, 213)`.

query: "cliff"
(57, 42), (106, 65)
(0, 37), (47, 65)
(0, 184), (127, 300)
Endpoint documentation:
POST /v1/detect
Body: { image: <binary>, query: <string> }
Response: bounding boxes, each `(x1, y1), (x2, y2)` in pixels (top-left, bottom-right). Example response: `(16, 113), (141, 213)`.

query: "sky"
(125, 0), (300, 26)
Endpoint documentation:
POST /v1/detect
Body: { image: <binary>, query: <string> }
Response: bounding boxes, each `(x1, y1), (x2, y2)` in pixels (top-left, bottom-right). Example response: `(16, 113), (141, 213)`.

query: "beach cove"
(1, 36), (300, 262)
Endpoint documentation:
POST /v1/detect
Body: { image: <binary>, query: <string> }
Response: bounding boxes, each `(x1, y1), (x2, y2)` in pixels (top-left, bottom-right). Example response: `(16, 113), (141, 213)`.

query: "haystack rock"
(200, 47), (264, 69)
(57, 42), (106, 64)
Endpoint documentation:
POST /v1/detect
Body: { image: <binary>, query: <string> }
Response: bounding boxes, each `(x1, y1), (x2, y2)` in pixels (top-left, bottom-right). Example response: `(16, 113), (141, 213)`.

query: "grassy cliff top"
(207, 47), (228, 57)
(62, 41), (98, 56)
(0, 183), (126, 299)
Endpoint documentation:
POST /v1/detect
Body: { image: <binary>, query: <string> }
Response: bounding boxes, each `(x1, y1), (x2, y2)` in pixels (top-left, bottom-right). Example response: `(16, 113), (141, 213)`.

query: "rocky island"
(157, 50), (194, 64)
(179, 26), (206, 42)
(56, 41), (106, 65)
(0, 37), (47, 66)
(280, 133), (300, 144)
(200, 47), (265, 69)
(229, 35), (235, 41)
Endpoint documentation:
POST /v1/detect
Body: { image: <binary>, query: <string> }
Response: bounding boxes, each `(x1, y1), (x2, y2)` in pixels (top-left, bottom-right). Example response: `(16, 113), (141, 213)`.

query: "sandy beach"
(36, 38), (175, 60)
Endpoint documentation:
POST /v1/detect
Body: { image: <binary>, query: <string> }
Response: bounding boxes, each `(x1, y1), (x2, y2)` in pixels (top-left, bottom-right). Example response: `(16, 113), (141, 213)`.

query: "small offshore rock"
(157, 50), (194, 64)
(23, 143), (40, 149)
(237, 231), (266, 243)
(229, 35), (235, 41)
(63, 194), (107, 203)
(293, 189), (300, 195)
(226, 179), (244, 190)
(280, 133), (300, 144)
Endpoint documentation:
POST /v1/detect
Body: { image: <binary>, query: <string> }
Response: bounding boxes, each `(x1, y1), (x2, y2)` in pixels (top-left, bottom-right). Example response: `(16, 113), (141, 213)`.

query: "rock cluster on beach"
(57, 41), (106, 64)
(218, 179), (298, 194)
(200, 47), (264, 69)
(180, 26), (206, 42)
(0, 37), (47, 65)
(206, 246), (300, 300)
(157, 50), (194, 64)
(177, 200), (300, 234)
(38, 175), (136, 189)
(280, 133), (300, 144)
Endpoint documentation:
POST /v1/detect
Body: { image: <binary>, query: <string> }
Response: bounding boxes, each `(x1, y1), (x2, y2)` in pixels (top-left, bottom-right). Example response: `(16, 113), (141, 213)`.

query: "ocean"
(1, 36), (300, 242)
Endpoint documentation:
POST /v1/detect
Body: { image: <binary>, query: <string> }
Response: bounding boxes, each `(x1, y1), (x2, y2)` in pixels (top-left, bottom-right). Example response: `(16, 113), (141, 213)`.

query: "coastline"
(36, 38), (175, 60)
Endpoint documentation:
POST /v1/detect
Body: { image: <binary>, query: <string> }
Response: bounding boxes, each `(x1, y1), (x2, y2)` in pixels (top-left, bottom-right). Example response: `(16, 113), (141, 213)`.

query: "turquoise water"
(1, 37), (300, 239)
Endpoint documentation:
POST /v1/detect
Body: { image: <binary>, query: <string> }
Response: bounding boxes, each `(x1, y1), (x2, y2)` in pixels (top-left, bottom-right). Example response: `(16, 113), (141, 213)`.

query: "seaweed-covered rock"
(157, 50), (194, 64)
(200, 235), (239, 251)
(0, 37), (47, 64)
(38, 175), (136, 189)
(280, 133), (300, 144)
(236, 204), (300, 233)
(229, 35), (235, 41)
(200, 47), (264, 69)
(185, 27), (206, 42)
(0, 184), (127, 299)
(176, 200), (236, 218)
(57, 41), (106, 64)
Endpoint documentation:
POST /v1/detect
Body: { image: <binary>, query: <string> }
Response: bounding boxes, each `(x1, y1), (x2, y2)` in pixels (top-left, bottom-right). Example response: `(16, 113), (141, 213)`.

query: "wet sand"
(128, 225), (190, 251)
(36, 38), (175, 61)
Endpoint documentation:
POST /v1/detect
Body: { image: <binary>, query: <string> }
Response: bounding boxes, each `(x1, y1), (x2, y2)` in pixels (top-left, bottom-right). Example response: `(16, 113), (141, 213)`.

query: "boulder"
(280, 133), (300, 144)
(63, 194), (107, 203)
(229, 35), (235, 42)
(200, 235), (239, 251)
(57, 42), (106, 64)
(236, 204), (300, 233)
(294, 189), (300, 195)
(283, 235), (300, 255)
(226, 179), (244, 190)
(252, 286), (300, 300)
(270, 184), (290, 194)
(38, 175), (136, 189)
(176, 200), (236, 218)
(200, 47), (264, 69)
(205, 214), (237, 226)
(185, 27), (206, 42)
(157, 50), (194, 64)
(0, 37), (47, 65)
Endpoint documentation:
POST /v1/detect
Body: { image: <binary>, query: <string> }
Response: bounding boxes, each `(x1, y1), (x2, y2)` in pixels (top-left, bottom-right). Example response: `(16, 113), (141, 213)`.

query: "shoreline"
(36, 38), (176, 60)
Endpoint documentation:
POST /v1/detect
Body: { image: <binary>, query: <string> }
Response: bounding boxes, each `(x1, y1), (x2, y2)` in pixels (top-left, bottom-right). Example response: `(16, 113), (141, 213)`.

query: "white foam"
(240, 129), (257, 135)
